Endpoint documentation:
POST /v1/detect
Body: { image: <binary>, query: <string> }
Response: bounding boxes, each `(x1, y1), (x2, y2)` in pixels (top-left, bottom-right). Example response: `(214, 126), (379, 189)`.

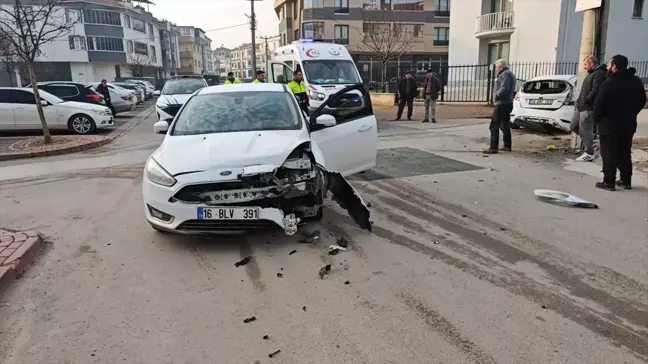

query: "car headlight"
(90, 109), (108, 116)
(146, 158), (177, 187)
(309, 90), (325, 101)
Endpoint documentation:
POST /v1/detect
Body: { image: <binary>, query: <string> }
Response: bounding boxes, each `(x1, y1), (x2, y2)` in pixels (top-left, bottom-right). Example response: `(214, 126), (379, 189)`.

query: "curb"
(0, 104), (155, 162)
(0, 231), (43, 295)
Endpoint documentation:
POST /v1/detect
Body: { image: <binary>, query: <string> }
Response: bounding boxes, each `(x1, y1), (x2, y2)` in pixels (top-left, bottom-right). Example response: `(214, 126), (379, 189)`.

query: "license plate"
(197, 207), (259, 220)
(529, 99), (553, 105)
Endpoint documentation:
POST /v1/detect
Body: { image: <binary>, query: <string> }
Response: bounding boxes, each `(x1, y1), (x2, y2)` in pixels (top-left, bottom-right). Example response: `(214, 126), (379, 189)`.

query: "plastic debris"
(235, 257), (251, 267)
(243, 316), (257, 323)
(302, 306), (307, 311)
(300, 230), (320, 244)
(546, 144), (557, 150)
(344, 280), (350, 285)
(328, 245), (347, 255)
(288, 250), (297, 255)
(319, 264), (332, 279)
(269, 350), (281, 358)
(534, 189), (599, 208)
(277, 273), (283, 278)
(336, 237), (349, 248)
(263, 335), (269, 340)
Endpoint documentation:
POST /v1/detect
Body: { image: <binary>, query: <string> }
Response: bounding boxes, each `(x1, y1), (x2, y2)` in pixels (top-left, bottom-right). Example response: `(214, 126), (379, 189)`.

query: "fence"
(356, 59), (648, 104)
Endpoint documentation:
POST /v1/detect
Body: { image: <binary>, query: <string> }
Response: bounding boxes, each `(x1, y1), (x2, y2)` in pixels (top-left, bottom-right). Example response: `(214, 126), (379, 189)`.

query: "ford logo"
(220, 171), (232, 176)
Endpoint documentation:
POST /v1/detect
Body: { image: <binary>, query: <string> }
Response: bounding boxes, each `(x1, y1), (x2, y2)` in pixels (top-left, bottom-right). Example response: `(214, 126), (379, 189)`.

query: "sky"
(148, 0), (279, 49)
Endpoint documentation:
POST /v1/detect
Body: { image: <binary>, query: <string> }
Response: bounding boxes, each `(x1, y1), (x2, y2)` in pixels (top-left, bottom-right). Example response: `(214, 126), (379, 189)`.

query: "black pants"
(105, 99), (115, 115)
(397, 96), (414, 119)
(490, 103), (513, 150)
(599, 133), (634, 186)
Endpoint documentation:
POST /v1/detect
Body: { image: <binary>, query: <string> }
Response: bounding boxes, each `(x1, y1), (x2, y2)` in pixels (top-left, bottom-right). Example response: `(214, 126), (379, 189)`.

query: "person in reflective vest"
(289, 70), (308, 115)
(224, 72), (241, 85)
(252, 70), (265, 83)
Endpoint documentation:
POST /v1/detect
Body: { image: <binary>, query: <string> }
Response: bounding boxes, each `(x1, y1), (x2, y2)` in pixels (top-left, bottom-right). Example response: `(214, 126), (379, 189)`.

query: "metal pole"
(571, 8), (597, 149)
(250, 0), (257, 73)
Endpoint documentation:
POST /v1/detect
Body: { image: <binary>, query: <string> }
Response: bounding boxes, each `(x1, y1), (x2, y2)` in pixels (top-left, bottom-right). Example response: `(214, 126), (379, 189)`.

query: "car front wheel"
(68, 114), (97, 135)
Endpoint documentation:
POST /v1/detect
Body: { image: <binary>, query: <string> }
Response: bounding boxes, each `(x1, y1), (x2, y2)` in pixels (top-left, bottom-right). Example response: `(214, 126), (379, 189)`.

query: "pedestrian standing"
(422, 69), (441, 123)
(96, 79), (114, 116)
(571, 56), (607, 162)
(252, 70), (265, 83)
(394, 71), (418, 121)
(483, 59), (516, 154)
(289, 70), (309, 115)
(592, 55), (646, 191)
(224, 72), (241, 85)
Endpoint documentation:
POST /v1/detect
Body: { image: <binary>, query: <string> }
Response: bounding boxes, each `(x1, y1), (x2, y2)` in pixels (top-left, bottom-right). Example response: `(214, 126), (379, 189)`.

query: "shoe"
(432, 119), (437, 123)
(422, 119), (429, 123)
(483, 149), (498, 154)
(500, 147), (512, 152)
(407, 117), (412, 121)
(392, 117), (401, 121)
(575, 152), (596, 162)
(595, 182), (615, 191)
(616, 180), (632, 190)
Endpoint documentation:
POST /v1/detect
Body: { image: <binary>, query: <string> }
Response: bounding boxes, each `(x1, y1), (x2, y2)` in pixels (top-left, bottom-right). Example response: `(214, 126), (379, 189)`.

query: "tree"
(0, 34), (22, 86)
(127, 53), (153, 78)
(0, 0), (79, 144)
(358, 11), (415, 92)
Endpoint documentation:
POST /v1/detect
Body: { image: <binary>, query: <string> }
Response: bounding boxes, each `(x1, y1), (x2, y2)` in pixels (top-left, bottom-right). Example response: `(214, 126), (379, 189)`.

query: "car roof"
(197, 83), (288, 95)
(0, 87), (33, 91)
(35, 81), (85, 86)
(526, 74), (577, 82)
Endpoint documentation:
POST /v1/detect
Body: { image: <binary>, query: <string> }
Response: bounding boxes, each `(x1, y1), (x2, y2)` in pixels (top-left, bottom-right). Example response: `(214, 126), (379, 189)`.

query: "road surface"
(0, 108), (646, 364)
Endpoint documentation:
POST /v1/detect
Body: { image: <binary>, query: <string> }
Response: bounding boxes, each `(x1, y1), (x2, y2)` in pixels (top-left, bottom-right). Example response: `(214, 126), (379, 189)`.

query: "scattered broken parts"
(277, 273), (283, 278)
(269, 350), (281, 358)
(263, 335), (269, 340)
(243, 316), (257, 323)
(319, 264), (332, 279)
(336, 237), (349, 248)
(300, 230), (320, 244)
(235, 257), (251, 267)
(288, 250), (297, 255)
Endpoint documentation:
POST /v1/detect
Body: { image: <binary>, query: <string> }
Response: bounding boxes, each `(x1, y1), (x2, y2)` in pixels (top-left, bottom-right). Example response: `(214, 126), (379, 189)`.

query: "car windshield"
(522, 80), (569, 94)
(162, 79), (206, 95)
(302, 60), (360, 85)
(171, 91), (300, 136)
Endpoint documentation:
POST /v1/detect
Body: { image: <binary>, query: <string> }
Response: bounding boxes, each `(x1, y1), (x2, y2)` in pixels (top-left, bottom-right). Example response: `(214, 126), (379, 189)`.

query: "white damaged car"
(143, 83), (377, 235)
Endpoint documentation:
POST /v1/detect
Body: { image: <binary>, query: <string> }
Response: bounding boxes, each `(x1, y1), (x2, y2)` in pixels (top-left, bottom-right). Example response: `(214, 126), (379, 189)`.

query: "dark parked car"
(30, 81), (105, 106)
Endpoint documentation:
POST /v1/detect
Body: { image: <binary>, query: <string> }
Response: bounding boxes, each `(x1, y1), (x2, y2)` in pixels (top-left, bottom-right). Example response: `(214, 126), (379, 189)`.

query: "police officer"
(289, 70), (308, 115)
(224, 72), (241, 85)
(252, 70), (265, 83)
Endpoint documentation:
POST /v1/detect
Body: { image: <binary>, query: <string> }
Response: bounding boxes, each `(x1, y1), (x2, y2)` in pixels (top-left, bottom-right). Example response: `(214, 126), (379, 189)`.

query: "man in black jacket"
(572, 56), (607, 162)
(96, 79), (114, 115)
(394, 71), (418, 121)
(593, 55), (647, 191)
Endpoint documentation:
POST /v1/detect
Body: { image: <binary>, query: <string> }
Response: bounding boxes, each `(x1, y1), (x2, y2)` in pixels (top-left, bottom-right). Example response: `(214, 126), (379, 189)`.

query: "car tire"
(510, 120), (520, 129)
(68, 114), (97, 135)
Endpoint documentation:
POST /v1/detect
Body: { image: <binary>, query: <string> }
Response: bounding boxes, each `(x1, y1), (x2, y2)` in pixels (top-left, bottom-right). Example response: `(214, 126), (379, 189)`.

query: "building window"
(303, 22), (324, 39)
(86, 36), (124, 52)
(68, 35), (86, 50)
(127, 40), (134, 53)
(304, 0), (324, 8)
(131, 18), (146, 33)
(435, 0), (450, 16)
(363, 0), (391, 10)
(393, 23), (423, 39)
(334, 25), (349, 44)
(134, 41), (148, 55)
(433, 27), (449, 46)
(334, 0), (349, 13)
(392, 0), (423, 11)
(148, 24), (155, 41)
(124, 14), (131, 28)
(83, 10), (121, 26)
(150, 46), (157, 62)
(362, 22), (390, 39)
(633, 0), (644, 17)
(65, 8), (82, 23)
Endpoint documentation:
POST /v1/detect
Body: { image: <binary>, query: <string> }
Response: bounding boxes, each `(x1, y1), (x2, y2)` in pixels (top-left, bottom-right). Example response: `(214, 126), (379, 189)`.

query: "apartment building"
(258, 35), (282, 68)
(274, 0), (451, 79)
(229, 43), (255, 80)
(449, 0), (648, 66)
(177, 26), (213, 75)
(155, 18), (181, 77)
(212, 47), (232, 78)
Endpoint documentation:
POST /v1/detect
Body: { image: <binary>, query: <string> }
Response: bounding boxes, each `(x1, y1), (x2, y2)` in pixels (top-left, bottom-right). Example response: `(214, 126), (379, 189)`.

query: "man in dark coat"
(572, 56), (607, 162)
(96, 79), (114, 115)
(593, 55), (646, 191)
(422, 69), (441, 123)
(483, 59), (516, 154)
(394, 71), (418, 121)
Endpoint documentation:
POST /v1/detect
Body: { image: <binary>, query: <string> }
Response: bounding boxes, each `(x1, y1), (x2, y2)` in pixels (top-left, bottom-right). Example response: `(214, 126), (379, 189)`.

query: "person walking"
(422, 69), (441, 123)
(571, 56), (607, 162)
(252, 70), (265, 83)
(483, 59), (516, 154)
(394, 71), (418, 121)
(592, 55), (646, 191)
(96, 79), (114, 116)
(224, 72), (241, 85)
(289, 70), (309, 115)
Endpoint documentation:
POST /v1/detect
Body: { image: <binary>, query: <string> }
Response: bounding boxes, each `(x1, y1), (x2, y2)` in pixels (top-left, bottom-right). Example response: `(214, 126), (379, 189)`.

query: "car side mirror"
(40, 100), (49, 106)
(153, 90), (160, 96)
(154, 120), (169, 134)
(314, 114), (336, 127)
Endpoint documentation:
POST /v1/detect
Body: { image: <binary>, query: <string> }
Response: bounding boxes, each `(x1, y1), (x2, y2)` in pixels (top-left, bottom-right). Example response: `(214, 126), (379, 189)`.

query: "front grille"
(177, 219), (278, 232)
(162, 104), (183, 117)
(174, 181), (273, 203)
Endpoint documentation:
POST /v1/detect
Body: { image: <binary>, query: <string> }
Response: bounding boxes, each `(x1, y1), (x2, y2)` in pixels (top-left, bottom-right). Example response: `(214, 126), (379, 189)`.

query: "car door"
(309, 84), (377, 176)
(0, 90), (16, 129)
(268, 61), (293, 84)
(12, 90), (59, 129)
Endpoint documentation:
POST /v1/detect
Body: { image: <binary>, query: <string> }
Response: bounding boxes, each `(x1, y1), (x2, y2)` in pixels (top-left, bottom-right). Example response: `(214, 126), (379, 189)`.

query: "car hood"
(153, 129), (310, 176)
(56, 101), (110, 112)
(157, 94), (192, 106)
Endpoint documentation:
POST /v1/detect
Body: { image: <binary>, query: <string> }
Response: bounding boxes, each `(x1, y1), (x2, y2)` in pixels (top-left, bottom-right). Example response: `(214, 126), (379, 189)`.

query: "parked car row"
(0, 79), (159, 135)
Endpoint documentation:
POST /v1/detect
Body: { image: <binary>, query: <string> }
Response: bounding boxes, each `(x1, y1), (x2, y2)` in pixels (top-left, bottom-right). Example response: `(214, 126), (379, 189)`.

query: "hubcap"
(72, 117), (91, 134)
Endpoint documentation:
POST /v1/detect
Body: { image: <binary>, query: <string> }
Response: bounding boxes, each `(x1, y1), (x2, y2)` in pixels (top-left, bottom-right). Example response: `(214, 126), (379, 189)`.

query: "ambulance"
(267, 39), (363, 110)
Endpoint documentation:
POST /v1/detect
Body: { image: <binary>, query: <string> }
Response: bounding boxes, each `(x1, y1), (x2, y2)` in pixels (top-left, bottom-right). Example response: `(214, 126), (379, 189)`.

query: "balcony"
(433, 39), (449, 47)
(475, 11), (515, 38)
(179, 50), (193, 59)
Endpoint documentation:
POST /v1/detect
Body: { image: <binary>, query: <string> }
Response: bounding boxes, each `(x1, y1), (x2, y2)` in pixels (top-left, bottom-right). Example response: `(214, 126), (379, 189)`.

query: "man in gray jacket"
(571, 56), (607, 162)
(484, 59), (516, 154)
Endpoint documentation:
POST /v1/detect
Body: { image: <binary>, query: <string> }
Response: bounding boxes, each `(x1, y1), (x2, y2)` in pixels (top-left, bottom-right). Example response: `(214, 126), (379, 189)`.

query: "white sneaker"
(575, 152), (596, 162)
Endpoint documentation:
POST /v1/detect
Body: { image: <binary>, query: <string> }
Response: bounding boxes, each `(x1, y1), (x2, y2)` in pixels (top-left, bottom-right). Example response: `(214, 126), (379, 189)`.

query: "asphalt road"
(0, 109), (646, 364)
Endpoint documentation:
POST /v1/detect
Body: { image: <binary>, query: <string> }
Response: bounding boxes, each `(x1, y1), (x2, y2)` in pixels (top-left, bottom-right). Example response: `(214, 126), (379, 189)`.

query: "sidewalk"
(0, 230), (43, 294)
(374, 104), (492, 121)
